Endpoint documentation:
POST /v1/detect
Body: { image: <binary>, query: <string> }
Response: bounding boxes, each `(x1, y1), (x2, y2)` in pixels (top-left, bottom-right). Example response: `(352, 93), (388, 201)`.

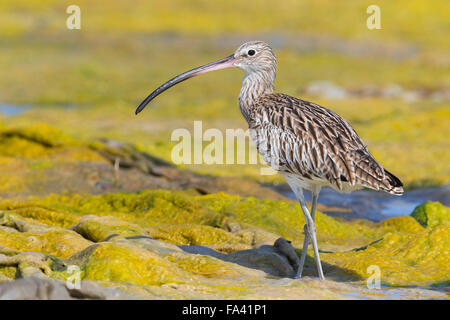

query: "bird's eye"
(248, 49), (256, 56)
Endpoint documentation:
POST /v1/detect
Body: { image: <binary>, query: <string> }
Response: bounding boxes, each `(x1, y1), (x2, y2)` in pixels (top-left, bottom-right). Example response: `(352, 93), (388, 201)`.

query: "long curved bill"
(135, 54), (237, 115)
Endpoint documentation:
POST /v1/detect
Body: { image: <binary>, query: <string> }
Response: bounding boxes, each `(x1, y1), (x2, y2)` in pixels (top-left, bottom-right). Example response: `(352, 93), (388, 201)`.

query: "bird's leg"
(296, 225), (309, 278)
(296, 186), (320, 278)
(298, 196), (324, 280)
(283, 177), (325, 280)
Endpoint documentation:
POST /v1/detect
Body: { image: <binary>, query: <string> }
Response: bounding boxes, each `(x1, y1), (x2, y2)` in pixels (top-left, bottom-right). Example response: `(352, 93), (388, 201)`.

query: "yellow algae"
(0, 123), (75, 148)
(0, 228), (92, 259)
(146, 223), (250, 249)
(0, 206), (79, 229)
(0, 266), (16, 280)
(0, 0), (448, 298)
(0, 136), (51, 158)
(74, 215), (149, 242)
(411, 201), (450, 228)
(194, 193), (380, 245)
(18, 190), (380, 249)
(166, 252), (241, 279)
(0, 0), (448, 189)
(0, 187), (448, 288)
(0, 211), (50, 233)
(0, 126), (106, 162)
(0, 171), (27, 194)
(80, 242), (187, 286)
(36, 190), (225, 227)
(322, 225), (450, 286)
(50, 147), (107, 163)
(1, 0), (448, 50)
(375, 216), (424, 234)
(0, 46), (447, 188)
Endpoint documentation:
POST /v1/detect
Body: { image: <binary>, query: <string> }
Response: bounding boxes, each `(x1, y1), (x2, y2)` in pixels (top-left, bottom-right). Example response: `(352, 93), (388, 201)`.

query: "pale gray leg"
(283, 176), (325, 280)
(296, 186), (320, 278)
(298, 192), (324, 280)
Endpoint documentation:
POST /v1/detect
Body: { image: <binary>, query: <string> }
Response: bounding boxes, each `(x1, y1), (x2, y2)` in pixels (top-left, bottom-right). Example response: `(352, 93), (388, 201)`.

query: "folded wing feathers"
(252, 93), (403, 195)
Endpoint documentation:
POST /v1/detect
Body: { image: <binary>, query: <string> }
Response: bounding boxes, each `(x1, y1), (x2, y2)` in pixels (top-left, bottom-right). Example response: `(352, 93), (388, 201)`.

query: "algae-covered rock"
(147, 223), (251, 250)
(2, 189), (449, 288)
(0, 211), (50, 233)
(73, 215), (149, 242)
(0, 189), (448, 298)
(193, 192), (381, 248)
(376, 216), (424, 234)
(323, 224), (450, 286)
(0, 128), (448, 299)
(0, 222), (92, 259)
(411, 201), (450, 228)
(71, 242), (188, 286)
(5, 206), (79, 229)
(0, 123), (75, 148)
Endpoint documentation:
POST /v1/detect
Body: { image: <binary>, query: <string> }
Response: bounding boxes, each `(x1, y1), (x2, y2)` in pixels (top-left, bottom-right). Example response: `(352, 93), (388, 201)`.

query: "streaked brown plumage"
(247, 93), (403, 195)
(135, 40), (403, 280)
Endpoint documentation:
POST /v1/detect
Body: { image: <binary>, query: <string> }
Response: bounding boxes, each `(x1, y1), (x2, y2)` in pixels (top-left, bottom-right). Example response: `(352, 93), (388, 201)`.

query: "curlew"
(135, 41), (403, 280)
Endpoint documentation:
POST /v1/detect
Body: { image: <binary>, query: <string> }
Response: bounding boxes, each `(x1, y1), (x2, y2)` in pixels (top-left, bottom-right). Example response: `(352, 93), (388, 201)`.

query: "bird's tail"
(381, 169), (404, 196)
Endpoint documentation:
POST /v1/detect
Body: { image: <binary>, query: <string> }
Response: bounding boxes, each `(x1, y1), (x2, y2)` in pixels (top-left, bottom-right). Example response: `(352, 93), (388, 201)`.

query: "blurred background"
(0, 0), (448, 203)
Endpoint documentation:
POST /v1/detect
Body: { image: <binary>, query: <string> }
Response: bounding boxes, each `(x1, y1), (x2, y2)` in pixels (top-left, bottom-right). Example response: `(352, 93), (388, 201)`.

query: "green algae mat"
(0, 189), (448, 298)
(0, 0), (449, 299)
(0, 125), (448, 298)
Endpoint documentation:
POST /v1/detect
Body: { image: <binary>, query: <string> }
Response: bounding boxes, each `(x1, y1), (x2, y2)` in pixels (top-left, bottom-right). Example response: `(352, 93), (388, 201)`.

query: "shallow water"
(0, 103), (29, 116)
(276, 185), (450, 221)
(343, 286), (447, 300)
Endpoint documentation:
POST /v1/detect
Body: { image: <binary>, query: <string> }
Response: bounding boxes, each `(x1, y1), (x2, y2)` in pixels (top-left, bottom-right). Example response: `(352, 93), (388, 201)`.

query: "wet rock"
(225, 246), (294, 278)
(0, 277), (134, 300)
(179, 245), (225, 259)
(274, 238), (300, 272)
(218, 238), (304, 278)
(67, 280), (136, 300)
(0, 277), (72, 300)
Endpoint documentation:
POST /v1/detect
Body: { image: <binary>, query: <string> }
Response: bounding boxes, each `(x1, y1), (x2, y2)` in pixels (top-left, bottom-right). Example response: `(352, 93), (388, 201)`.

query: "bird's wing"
(250, 93), (402, 193)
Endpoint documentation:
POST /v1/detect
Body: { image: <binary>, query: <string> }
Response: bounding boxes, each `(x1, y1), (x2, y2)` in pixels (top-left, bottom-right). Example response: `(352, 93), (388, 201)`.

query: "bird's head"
(233, 41), (277, 75)
(135, 41), (276, 114)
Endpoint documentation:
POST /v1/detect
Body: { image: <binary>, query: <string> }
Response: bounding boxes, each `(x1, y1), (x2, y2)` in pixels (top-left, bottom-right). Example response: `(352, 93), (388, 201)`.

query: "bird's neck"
(239, 70), (275, 121)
